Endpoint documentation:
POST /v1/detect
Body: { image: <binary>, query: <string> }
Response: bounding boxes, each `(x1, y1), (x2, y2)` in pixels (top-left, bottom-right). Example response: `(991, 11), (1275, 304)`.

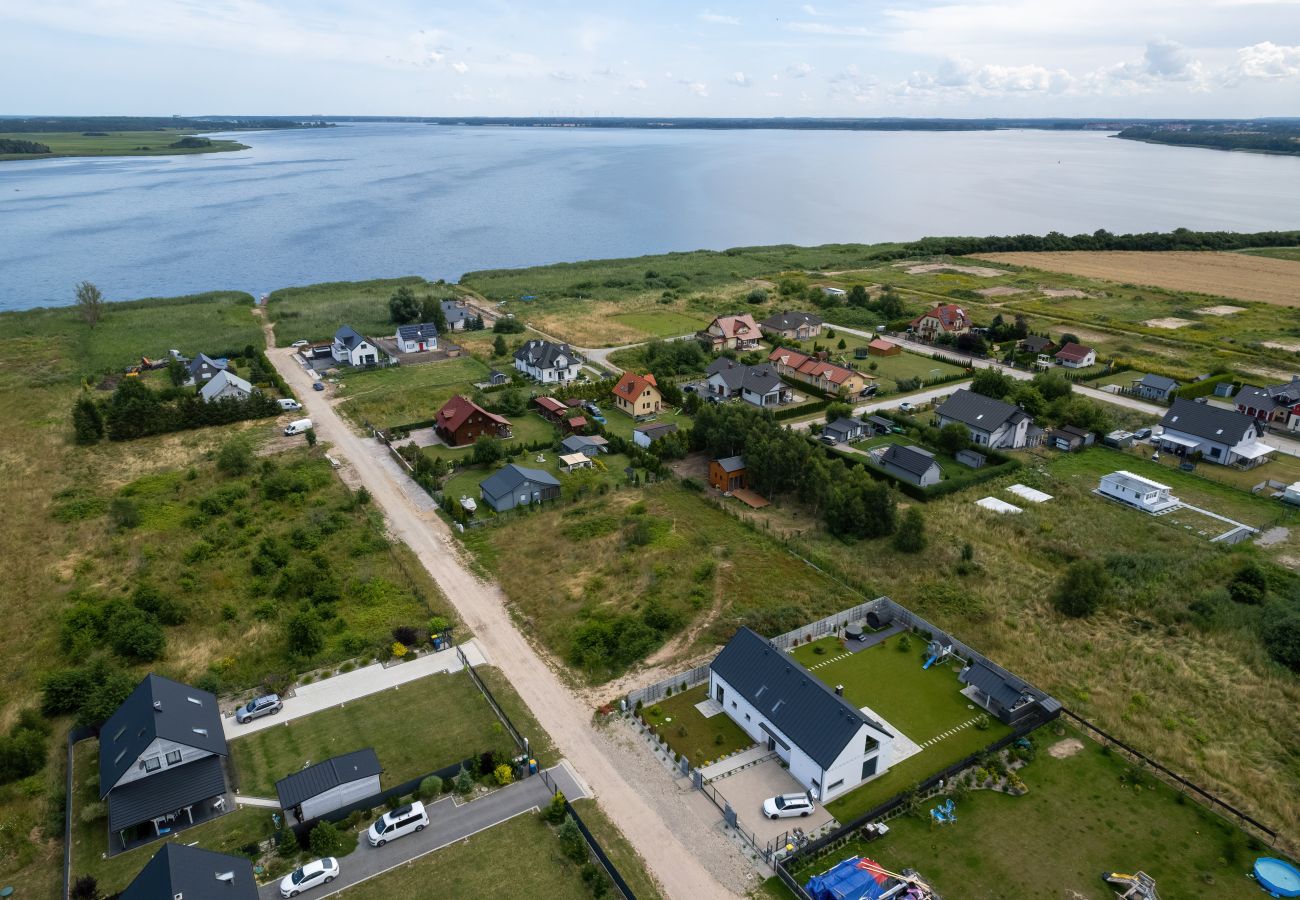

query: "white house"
(1054, 342), (1096, 369)
(705, 359), (788, 408)
(1158, 399), (1275, 467)
(396, 322), (439, 353)
(275, 748), (381, 823)
(332, 325), (382, 367)
(199, 370), (254, 404)
(513, 340), (583, 383)
(708, 627), (893, 803)
(936, 389), (1033, 450)
(1097, 470), (1180, 513)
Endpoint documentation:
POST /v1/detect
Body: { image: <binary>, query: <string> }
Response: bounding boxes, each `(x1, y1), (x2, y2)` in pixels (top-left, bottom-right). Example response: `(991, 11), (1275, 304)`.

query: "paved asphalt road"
(259, 764), (585, 899)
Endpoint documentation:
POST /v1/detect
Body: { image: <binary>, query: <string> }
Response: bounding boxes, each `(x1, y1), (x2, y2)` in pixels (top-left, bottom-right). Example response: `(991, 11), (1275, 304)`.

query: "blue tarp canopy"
(804, 856), (891, 900)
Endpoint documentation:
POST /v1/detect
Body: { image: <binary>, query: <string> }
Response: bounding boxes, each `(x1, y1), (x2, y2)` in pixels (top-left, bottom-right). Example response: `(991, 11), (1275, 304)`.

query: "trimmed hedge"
(1173, 375), (1239, 401)
(775, 400), (828, 421)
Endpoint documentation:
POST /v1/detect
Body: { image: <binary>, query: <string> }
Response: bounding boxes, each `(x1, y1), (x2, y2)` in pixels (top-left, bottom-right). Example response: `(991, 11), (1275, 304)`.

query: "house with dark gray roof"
(936, 388), (1033, 449)
(99, 675), (229, 850)
(441, 300), (473, 331)
(822, 417), (867, 444)
(705, 359), (788, 408)
(959, 661), (1048, 726)
(1133, 373), (1179, 402)
(396, 322), (439, 353)
(332, 325), (383, 367)
(187, 353), (228, 384)
(1158, 398), (1275, 467)
(759, 310), (824, 340)
(1236, 375), (1300, 431)
(561, 434), (610, 457)
(513, 340), (583, 383)
(632, 422), (678, 449)
(120, 843), (257, 900)
(276, 748), (381, 822)
(199, 370), (254, 404)
(479, 464), (561, 512)
(877, 444), (941, 487)
(708, 627), (894, 802)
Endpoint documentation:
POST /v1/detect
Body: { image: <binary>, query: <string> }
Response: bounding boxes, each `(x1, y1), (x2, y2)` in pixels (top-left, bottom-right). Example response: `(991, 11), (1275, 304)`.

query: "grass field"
(639, 684), (754, 765)
(608, 310), (710, 339)
(335, 356), (492, 428)
(0, 130), (249, 160)
(439, 452), (633, 516)
(790, 728), (1273, 900)
(267, 277), (459, 345)
(229, 669), (520, 796)
(1241, 247), (1300, 263)
(971, 250), (1300, 306)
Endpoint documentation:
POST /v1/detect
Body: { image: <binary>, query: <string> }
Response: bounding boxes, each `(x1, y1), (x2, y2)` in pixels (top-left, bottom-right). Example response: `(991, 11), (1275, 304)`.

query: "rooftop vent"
(216, 871), (235, 883)
(153, 700), (163, 712)
(187, 696), (203, 706)
(193, 727), (208, 737)
(835, 685), (844, 696)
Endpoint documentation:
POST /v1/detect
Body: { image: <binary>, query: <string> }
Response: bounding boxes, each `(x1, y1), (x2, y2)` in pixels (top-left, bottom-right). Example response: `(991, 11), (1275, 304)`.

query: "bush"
(1260, 606), (1300, 672)
(1054, 559), (1110, 618)
(542, 790), (567, 824)
(70, 876), (99, 900)
(454, 766), (475, 795)
(217, 438), (254, 476)
(557, 815), (588, 863)
(309, 821), (348, 857)
(72, 397), (105, 445)
(892, 508), (927, 553)
(494, 764), (515, 786)
(110, 615), (166, 661)
(108, 497), (141, 530)
(897, 633), (912, 652)
(419, 775), (444, 800)
(1228, 562), (1268, 605)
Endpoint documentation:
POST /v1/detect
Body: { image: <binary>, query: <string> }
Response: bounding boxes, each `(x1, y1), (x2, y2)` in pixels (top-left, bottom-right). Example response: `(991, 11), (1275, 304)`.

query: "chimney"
(153, 700), (163, 712)
(835, 685), (844, 697)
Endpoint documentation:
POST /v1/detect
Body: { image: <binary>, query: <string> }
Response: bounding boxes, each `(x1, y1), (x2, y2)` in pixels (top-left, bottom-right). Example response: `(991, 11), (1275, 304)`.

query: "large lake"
(3, 123), (1299, 312)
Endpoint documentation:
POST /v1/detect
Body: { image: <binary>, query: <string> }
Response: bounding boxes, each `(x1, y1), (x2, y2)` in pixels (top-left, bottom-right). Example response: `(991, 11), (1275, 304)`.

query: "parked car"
(682, 384), (696, 394)
(763, 792), (814, 820)
(367, 801), (429, 846)
(235, 694), (283, 723)
(280, 857), (339, 898)
(313, 382), (326, 391)
(284, 418), (314, 436)
(898, 401), (916, 413)
(290, 340), (310, 348)
(1134, 427), (1153, 440)
(278, 398), (303, 411)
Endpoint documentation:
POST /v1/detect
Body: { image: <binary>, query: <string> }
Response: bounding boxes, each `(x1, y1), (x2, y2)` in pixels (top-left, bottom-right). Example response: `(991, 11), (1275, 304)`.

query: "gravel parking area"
(709, 757), (836, 845)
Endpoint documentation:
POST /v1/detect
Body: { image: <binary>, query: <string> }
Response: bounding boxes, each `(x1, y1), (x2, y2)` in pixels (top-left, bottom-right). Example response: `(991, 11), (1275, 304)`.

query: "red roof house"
(1054, 342), (1096, 368)
(910, 303), (972, 340)
(611, 372), (663, 418)
(533, 395), (568, 421)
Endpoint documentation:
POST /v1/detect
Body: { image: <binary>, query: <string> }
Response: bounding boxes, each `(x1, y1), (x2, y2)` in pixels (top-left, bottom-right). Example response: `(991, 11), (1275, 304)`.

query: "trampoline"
(1255, 858), (1300, 898)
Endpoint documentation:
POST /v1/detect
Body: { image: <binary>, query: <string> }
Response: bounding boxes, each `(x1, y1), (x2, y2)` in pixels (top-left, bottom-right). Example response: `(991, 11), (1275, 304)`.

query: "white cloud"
(1228, 41), (1300, 80)
(626, 78), (648, 90)
(828, 63), (877, 103)
(451, 61), (469, 75)
(727, 71), (752, 87)
(801, 4), (825, 14)
(699, 10), (740, 25)
(905, 56), (1071, 95)
(550, 70), (578, 81)
(786, 62), (814, 78)
(688, 81), (709, 97)
(787, 21), (874, 37)
(1101, 38), (1205, 86)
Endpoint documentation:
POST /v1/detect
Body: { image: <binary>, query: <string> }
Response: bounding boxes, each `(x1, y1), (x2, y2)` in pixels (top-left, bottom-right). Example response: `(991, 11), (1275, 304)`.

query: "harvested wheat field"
(972, 250), (1300, 305)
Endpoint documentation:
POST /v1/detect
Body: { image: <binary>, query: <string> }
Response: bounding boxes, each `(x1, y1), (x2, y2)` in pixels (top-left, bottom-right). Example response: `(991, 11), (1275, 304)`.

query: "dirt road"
(264, 339), (742, 899)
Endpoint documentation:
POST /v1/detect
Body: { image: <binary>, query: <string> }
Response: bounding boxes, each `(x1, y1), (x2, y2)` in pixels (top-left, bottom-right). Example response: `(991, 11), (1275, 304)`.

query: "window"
(744, 713), (751, 721)
(828, 779), (844, 791)
(811, 778), (820, 788)
(142, 756), (161, 772)
(165, 750), (182, 766)
(864, 736), (879, 754)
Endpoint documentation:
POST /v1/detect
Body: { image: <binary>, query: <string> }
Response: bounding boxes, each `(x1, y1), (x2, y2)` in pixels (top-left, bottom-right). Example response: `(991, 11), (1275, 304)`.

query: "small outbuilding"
(867, 338), (900, 357)
(877, 444), (941, 487)
(709, 455), (747, 492)
(560, 452), (593, 472)
(1133, 373), (1179, 402)
(955, 449), (986, 469)
(275, 748), (381, 823)
(632, 422), (678, 449)
(1096, 470), (1179, 513)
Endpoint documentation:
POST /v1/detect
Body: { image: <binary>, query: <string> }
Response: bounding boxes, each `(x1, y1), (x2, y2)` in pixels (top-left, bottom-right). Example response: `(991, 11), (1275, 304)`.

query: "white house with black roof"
(441, 299), (473, 331)
(513, 340), (583, 383)
(959, 661), (1047, 727)
(199, 369), (255, 404)
(705, 358), (788, 407)
(708, 627), (894, 802)
(877, 444), (941, 487)
(276, 748), (381, 822)
(99, 674), (229, 849)
(332, 325), (382, 367)
(120, 843), (257, 900)
(396, 322), (439, 353)
(936, 388), (1033, 450)
(1158, 398), (1275, 467)
(187, 353), (228, 385)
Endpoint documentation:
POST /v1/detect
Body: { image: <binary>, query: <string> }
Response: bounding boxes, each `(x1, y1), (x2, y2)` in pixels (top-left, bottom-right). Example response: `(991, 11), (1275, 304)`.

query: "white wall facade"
(110, 737), (215, 792)
(297, 774), (382, 820)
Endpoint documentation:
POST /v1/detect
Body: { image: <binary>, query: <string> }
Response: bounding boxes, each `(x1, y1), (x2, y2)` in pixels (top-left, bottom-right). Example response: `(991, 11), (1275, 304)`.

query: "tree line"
(73, 377), (280, 443)
(880, 227), (1300, 258)
(0, 116), (326, 133)
(1117, 125), (1300, 156)
(0, 138), (51, 154)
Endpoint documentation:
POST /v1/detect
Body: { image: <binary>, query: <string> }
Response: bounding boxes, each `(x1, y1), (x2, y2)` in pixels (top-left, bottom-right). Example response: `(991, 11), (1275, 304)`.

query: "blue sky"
(2, 0), (1298, 117)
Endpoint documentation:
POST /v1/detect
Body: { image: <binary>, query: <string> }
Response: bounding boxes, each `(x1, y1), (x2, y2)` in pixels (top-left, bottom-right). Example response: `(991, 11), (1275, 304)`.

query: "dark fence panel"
(536, 767), (638, 900)
(458, 646), (528, 754)
(64, 725), (96, 900)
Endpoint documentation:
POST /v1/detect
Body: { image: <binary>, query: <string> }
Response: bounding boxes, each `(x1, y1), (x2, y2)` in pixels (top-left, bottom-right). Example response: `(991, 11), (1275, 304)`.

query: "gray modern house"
(878, 444), (942, 487)
(99, 675), (230, 850)
(822, 417), (867, 444)
(479, 464), (562, 512)
(276, 748), (381, 823)
(936, 389), (1033, 450)
(1158, 398), (1275, 467)
(120, 843), (257, 900)
(959, 661), (1051, 726)
(1133, 373), (1179, 402)
(705, 358), (788, 407)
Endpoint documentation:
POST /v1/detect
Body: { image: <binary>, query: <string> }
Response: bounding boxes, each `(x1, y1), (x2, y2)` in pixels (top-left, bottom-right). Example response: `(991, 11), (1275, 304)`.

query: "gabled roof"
(612, 372), (658, 400)
(121, 842), (257, 900)
(714, 455), (745, 472)
(441, 300), (472, 324)
(561, 434), (609, 452)
(108, 754), (226, 833)
(867, 339), (896, 352)
(1236, 385), (1277, 412)
(436, 394), (510, 434)
(276, 748), (381, 809)
(199, 370), (254, 403)
(936, 389), (1027, 433)
(334, 325), (371, 349)
(187, 353), (228, 376)
(514, 340), (580, 370)
(1160, 398), (1258, 444)
(759, 310), (823, 331)
(708, 359), (782, 395)
(961, 662), (1033, 711)
(707, 314), (760, 340)
(880, 444), (938, 477)
(823, 417), (864, 439)
(1103, 469), (1171, 493)
(911, 303), (970, 332)
(1020, 335), (1053, 352)
(1138, 373), (1179, 392)
(711, 628), (889, 769)
(100, 675), (227, 796)
(534, 396), (567, 415)
(480, 464), (561, 498)
(1055, 342), (1094, 362)
(767, 348), (861, 386)
(397, 322), (439, 342)
(634, 422), (678, 440)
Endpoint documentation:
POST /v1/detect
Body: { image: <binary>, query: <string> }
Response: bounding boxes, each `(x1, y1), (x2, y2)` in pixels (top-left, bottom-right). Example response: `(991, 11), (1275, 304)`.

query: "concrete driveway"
(708, 757), (836, 847)
(257, 763), (586, 899)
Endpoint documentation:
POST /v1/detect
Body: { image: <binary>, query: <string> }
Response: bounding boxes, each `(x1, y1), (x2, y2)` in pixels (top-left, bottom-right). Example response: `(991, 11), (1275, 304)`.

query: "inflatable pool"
(1255, 858), (1300, 898)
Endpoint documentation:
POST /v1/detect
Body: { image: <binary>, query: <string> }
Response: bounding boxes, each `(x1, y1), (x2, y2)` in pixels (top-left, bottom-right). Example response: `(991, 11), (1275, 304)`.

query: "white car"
(763, 792), (814, 820)
(278, 398), (303, 411)
(367, 800), (428, 846)
(280, 857), (339, 897)
(898, 401), (916, 413)
(291, 340), (310, 348)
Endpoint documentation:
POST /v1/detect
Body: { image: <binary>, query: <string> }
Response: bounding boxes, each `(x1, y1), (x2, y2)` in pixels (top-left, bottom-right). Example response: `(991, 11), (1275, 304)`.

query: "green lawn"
(0, 130), (249, 160)
(267, 277), (459, 345)
(791, 728), (1275, 900)
(229, 668), (520, 796)
(608, 310), (710, 341)
(1240, 246), (1300, 262)
(792, 634), (1011, 821)
(640, 684), (755, 765)
(805, 335), (967, 393)
(336, 356), (492, 428)
(599, 404), (693, 442)
(440, 452), (634, 516)
(418, 412), (558, 462)
(570, 799), (666, 900)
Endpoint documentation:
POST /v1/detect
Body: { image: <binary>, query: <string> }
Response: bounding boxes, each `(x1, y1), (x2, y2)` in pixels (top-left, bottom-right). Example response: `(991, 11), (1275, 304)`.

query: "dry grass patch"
(1144, 317), (1194, 329)
(973, 250), (1300, 305)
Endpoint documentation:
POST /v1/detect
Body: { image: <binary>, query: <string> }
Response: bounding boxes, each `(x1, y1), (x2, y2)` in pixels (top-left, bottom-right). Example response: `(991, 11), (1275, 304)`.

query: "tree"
(109, 614), (165, 661)
(454, 766), (475, 794)
(746, 288), (768, 304)
(970, 367), (1014, 400)
(493, 334), (508, 357)
(893, 508), (927, 553)
(166, 356), (187, 387)
(388, 286), (421, 324)
(825, 402), (852, 423)
(309, 821), (348, 857)
(471, 435), (503, 465)
(936, 422), (970, 455)
(1059, 333), (1080, 348)
(75, 281), (104, 328)
(1031, 371), (1072, 401)
(69, 876), (99, 900)
(557, 815), (588, 863)
(419, 775), (444, 800)
(874, 291), (904, 320)
(72, 397), (104, 444)
(847, 284), (869, 307)
(1260, 606), (1300, 672)
(837, 338), (847, 350)
(1054, 559), (1110, 618)
(305, 427), (317, 447)
(1228, 562), (1268, 604)
(216, 437), (253, 476)
(286, 610), (324, 657)
(421, 295), (449, 333)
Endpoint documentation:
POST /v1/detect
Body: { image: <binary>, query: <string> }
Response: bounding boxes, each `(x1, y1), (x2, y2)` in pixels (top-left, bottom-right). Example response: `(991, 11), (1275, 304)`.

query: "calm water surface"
(2, 123), (1299, 311)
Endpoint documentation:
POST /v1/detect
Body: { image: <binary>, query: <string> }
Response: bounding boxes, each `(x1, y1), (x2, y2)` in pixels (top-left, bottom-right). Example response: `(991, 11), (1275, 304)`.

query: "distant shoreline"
(0, 117), (328, 163)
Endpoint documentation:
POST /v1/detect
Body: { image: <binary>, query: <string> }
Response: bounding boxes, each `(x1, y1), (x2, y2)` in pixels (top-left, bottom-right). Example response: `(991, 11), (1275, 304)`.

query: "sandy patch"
(1196, 305), (1246, 316)
(1263, 341), (1300, 353)
(898, 262), (1008, 277)
(1041, 288), (1088, 298)
(1144, 317), (1194, 329)
(1257, 527), (1290, 548)
(1048, 738), (1084, 759)
(976, 286), (1026, 297)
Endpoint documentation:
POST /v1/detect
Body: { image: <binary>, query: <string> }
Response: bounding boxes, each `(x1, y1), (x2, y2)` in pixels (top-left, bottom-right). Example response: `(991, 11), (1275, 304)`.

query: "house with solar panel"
(708, 628), (894, 802)
(98, 675), (230, 851)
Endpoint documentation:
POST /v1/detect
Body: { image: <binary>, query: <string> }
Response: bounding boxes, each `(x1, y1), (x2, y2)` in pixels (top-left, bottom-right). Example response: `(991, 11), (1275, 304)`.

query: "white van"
(278, 398), (303, 411)
(284, 418), (313, 436)
(367, 801), (428, 847)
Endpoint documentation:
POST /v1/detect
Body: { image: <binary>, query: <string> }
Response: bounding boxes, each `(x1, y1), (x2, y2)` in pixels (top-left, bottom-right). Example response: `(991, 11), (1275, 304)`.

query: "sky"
(1, 0), (1298, 118)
